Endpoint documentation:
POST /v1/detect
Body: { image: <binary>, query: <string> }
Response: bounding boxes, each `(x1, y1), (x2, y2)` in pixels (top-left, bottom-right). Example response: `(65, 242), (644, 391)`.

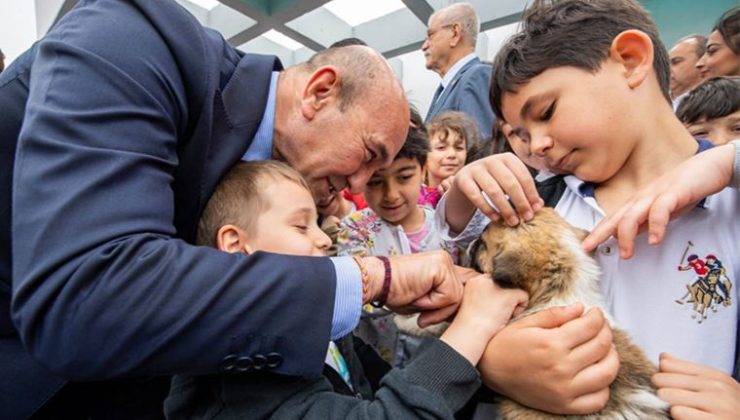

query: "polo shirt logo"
(675, 244), (733, 323)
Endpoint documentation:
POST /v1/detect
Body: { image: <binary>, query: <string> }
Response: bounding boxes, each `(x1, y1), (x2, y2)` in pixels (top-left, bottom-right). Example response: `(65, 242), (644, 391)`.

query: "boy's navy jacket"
(0, 0), (339, 417)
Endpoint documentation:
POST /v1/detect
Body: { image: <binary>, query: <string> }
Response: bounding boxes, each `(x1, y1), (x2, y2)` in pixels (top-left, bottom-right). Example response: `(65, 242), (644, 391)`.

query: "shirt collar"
(440, 53), (477, 89)
(242, 71), (279, 161)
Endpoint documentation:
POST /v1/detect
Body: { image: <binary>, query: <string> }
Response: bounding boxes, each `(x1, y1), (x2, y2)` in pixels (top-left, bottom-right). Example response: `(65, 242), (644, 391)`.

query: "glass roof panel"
(263, 29), (306, 50)
(186, 0), (220, 10)
(324, 0), (405, 26)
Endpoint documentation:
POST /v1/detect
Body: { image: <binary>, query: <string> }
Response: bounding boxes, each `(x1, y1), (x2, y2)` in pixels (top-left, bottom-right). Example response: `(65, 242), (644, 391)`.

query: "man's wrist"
(360, 256), (385, 304)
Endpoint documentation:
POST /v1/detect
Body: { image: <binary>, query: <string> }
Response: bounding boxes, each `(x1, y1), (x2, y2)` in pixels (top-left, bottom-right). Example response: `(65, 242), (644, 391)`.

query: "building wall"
(642, 0), (736, 49)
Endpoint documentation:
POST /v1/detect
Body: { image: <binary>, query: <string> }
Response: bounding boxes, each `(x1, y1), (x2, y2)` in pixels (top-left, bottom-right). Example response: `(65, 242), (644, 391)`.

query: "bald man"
(669, 34), (707, 109)
(423, 2), (494, 139)
(0, 0), (472, 417)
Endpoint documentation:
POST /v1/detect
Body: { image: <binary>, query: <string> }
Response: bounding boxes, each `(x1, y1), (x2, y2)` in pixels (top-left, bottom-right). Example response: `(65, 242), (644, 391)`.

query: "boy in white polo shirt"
(441, 0), (739, 417)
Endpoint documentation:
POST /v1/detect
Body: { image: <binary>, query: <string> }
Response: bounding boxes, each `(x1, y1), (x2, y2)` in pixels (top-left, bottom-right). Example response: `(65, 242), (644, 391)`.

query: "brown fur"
(473, 208), (668, 419)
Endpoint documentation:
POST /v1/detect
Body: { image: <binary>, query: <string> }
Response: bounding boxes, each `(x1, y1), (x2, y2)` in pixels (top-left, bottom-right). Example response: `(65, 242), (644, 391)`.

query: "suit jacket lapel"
(436, 57), (481, 108)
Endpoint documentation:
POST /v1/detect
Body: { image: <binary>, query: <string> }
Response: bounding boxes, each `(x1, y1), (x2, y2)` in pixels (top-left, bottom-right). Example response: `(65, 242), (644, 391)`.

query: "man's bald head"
(296, 45), (405, 112)
(274, 46), (409, 208)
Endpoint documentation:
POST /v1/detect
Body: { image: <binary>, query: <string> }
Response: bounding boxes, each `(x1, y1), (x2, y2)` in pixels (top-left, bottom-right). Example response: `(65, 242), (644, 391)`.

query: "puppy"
(468, 208), (668, 419)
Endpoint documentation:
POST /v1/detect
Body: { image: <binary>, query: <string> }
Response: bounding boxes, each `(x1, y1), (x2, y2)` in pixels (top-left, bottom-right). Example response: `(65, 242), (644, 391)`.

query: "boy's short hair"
(676, 76), (740, 125)
(394, 124), (429, 167)
(714, 7), (740, 54)
(427, 111), (482, 154)
(489, 0), (671, 120)
(197, 161), (309, 247)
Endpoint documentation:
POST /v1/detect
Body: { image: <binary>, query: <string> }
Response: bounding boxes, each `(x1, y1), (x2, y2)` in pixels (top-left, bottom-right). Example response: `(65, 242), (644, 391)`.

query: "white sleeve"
(434, 193), (491, 247)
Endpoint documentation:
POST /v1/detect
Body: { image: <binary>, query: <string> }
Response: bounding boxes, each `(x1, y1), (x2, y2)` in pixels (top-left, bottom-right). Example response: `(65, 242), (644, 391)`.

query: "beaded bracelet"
(371, 256), (391, 308)
(352, 256), (370, 301)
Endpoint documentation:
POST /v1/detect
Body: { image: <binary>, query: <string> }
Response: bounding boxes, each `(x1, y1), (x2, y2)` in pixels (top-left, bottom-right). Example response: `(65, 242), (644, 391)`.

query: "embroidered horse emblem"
(676, 246), (733, 322)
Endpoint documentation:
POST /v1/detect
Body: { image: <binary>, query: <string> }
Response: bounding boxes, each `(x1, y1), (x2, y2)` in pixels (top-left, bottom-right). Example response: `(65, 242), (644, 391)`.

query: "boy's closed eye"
(539, 101), (556, 121)
(288, 208), (315, 232)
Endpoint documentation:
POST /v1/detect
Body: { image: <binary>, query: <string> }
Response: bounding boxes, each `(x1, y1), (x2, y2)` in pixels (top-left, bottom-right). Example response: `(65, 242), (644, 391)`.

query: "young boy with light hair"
(441, 0), (739, 417)
(166, 160), (528, 419)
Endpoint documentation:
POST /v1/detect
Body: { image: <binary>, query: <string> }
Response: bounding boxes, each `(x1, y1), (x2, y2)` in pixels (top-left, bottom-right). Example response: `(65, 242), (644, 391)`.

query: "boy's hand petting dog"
(445, 153), (543, 233)
(440, 274), (528, 366)
(653, 353), (740, 420)
(583, 142), (736, 259)
(479, 304), (620, 415)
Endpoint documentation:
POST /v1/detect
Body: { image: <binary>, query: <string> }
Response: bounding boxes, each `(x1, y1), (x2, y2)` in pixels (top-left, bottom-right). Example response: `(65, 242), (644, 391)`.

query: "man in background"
(422, 3), (494, 139)
(669, 34), (706, 109)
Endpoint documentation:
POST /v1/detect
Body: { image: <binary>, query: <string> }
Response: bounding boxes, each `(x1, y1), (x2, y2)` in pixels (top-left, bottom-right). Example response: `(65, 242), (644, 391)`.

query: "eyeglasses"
(425, 24), (454, 41)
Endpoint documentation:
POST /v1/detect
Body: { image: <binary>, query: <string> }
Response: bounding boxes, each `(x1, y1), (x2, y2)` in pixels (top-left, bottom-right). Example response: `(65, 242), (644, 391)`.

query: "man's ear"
(449, 22), (463, 48)
(216, 224), (254, 254)
(300, 66), (341, 120)
(610, 29), (654, 89)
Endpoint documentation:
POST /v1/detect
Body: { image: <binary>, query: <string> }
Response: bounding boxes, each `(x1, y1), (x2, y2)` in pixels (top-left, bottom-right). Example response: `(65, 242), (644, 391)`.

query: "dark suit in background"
(424, 57), (494, 139)
(1, 0), (337, 417)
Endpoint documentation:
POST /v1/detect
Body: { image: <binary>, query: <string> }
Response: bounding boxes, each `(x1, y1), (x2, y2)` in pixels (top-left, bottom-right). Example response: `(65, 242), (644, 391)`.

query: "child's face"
(500, 122), (553, 173)
(696, 31), (740, 79)
(427, 130), (466, 185)
(315, 187), (345, 219)
(685, 110), (740, 146)
(364, 157), (423, 228)
(500, 65), (635, 183)
(248, 179), (331, 257)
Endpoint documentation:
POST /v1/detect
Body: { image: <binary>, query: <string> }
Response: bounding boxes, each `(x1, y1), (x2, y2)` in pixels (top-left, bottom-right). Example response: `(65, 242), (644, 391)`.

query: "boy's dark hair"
(409, 104), (424, 130)
(197, 161), (309, 247)
(490, 0), (671, 120)
(676, 76), (740, 125)
(466, 137), (495, 164)
(395, 124), (429, 167)
(427, 111), (482, 155)
(714, 7), (740, 54)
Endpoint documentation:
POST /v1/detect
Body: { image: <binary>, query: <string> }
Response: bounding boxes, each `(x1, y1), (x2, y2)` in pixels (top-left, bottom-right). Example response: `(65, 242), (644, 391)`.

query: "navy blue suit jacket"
(1, 0), (336, 417)
(425, 57), (494, 139)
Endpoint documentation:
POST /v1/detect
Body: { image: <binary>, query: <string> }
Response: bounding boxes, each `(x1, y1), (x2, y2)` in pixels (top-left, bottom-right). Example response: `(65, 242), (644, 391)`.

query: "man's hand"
(479, 304), (619, 414)
(362, 251), (476, 325)
(446, 153), (543, 233)
(653, 353), (740, 420)
(583, 143), (735, 259)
